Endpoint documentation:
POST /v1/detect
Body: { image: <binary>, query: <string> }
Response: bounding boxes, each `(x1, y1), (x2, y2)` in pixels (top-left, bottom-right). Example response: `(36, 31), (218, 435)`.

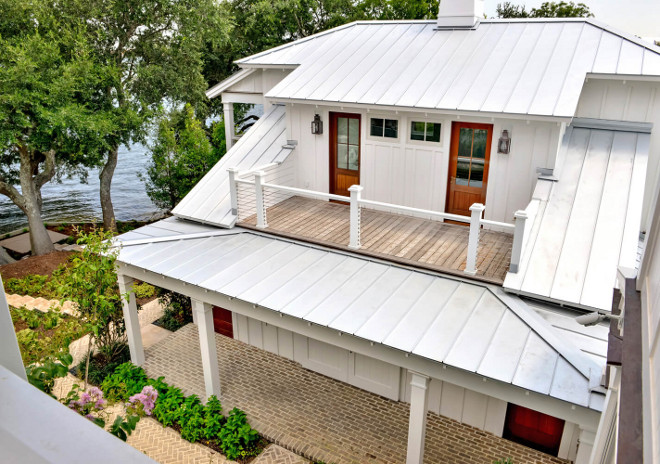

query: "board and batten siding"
(575, 78), (660, 225)
(285, 103), (561, 223)
(232, 312), (582, 460)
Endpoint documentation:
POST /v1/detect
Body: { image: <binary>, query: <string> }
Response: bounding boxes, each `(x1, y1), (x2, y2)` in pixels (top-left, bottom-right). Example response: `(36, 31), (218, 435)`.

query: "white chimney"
(436, 0), (484, 29)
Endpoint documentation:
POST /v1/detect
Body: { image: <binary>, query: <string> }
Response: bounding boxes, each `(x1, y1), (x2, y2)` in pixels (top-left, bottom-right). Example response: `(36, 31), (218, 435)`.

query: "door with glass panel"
(446, 122), (493, 217)
(330, 112), (361, 197)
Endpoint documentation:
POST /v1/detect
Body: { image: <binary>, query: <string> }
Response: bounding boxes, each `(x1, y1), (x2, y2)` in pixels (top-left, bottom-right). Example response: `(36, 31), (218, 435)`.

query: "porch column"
(224, 102), (235, 151)
(406, 372), (430, 464)
(575, 427), (596, 464)
(117, 274), (145, 366)
(191, 299), (221, 399)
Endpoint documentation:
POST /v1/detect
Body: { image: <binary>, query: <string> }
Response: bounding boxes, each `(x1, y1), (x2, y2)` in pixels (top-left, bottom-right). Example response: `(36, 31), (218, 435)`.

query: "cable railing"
(229, 167), (528, 275)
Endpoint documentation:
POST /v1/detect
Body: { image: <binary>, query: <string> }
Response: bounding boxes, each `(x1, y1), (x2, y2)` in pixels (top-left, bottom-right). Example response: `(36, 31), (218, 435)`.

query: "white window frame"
(367, 115), (400, 142)
(408, 120), (443, 144)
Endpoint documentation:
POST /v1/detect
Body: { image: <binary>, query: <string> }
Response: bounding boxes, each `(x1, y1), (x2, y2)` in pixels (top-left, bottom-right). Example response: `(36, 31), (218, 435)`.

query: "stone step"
(5, 293), (79, 316)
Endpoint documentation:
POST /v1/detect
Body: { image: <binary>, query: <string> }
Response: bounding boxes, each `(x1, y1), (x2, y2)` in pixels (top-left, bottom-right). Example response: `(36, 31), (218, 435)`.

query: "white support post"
(348, 185), (363, 249)
(227, 167), (239, 216)
(191, 299), (221, 399)
(406, 372), (430, 464)
(117, 274), (145, 366)
(465, 203), (485, 276)
(254, 171), (268, 229)
(575, 427), (597, 464)
(509, 210), (528, 273)
(223, 102), (235, 151)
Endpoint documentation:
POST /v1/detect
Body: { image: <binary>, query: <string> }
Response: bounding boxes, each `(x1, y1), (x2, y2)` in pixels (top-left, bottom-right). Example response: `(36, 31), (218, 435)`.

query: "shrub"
(218, 408), (260, 460)
(152, 384), (185, 427)
(203, 395), (225, 440)
(100, 362), (148, 402)
(133, 282), (155, 299)
(5, 274), (52, 298)
(177, 395), (206, 443)
(25, 353), (73, 396)
(76, 343), (131, 386)
(156, 289), (193, 331)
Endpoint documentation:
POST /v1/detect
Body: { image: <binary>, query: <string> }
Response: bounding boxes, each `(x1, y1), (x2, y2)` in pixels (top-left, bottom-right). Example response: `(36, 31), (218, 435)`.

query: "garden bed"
(0, 250), (74, 280)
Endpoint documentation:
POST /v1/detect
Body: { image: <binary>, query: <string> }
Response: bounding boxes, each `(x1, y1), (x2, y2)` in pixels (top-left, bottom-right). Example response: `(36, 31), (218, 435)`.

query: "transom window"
(370, 118), (398, 138)
(410, 121), (441, 142)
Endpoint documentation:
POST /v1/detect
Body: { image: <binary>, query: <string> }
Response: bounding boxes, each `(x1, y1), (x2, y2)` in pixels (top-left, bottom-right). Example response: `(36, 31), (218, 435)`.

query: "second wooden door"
(446, 122), (493, 217)
(329, 112), (361, 197)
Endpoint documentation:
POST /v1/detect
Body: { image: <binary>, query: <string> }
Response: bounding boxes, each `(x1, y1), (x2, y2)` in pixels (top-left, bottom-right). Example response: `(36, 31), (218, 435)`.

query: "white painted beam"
(406, 372), (430, 464)
(117, 274), (145, 366)
(191, 299), (221, 399)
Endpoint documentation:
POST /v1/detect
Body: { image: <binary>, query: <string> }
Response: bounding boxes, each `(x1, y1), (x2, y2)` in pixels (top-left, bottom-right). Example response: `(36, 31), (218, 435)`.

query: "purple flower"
(127, 386), (159, 416)
(78, 392), (92, 406)
(85, 414), (95, 421)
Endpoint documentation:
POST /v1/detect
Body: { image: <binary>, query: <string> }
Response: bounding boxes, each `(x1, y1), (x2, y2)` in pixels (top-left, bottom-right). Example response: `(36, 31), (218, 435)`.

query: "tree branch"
(0, 173), (26, 211)
(34, 149), (56, 189)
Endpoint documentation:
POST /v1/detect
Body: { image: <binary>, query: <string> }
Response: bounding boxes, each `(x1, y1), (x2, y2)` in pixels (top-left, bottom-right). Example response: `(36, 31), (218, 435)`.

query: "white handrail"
(480, 219), (515, 231)
(261, 182), (348, 203)
(358, 198), (471, 224)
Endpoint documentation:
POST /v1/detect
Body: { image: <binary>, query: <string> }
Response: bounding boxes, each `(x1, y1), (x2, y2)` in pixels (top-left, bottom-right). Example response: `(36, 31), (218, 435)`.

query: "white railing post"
(509, 210), (528, 273)
(254, 171), (267, 229)
(227, 167), (239, 215)
(348, 185), (363, 249)
(465, 203), (485, 276)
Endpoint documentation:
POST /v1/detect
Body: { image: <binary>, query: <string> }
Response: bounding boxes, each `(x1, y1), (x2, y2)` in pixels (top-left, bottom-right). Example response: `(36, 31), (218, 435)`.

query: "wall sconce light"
(311, 114), (323, 135)
(498, 129), (511, 154)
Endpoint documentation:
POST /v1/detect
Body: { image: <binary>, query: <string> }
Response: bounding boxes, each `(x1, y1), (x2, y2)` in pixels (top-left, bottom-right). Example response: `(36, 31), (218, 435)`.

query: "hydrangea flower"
(126, 385), (158, 416)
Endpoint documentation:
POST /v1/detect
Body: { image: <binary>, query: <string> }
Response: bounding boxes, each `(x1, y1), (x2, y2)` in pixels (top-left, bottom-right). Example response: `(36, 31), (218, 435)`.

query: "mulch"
(0, 251), (74, 280)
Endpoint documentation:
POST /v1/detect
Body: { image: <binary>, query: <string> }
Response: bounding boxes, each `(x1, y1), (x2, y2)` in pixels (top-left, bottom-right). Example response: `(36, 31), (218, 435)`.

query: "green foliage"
(496, 1), (593, 18)
(25, 353), (73, 396)
(143, 105), (226, 211)
(109, 414), (141, 442)
(75, 342), (131, 386)
(132, 282), (156, 299)
(177, 395), (207, 443)
(100, 362), (149, 402)
(218, 408), (260, 460)
(156, 289), (193, 332)
(203, 395), (225, 440)
(55, 229), (126, 374)
(152, 384), (186, 427)
(5, 275), (51, 297)
(12, 307), (87, 365)
(494, 459), (514, 464)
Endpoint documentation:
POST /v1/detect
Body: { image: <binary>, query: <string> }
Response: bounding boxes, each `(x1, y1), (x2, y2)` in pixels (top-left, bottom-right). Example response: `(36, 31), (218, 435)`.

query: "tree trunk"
(0, 247), (15, 265)
(24, 195), (54, 256)
(100, 146), (118, 232)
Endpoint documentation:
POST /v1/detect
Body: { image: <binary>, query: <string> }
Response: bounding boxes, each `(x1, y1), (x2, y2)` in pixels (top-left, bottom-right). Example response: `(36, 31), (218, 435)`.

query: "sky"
(483, 0), (660, 42)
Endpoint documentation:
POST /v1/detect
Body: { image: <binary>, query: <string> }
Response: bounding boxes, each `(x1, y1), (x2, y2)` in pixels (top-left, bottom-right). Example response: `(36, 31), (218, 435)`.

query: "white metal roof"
(116, 219), (606, 410)
(172, 104), (292, 227)
(235, 19), (660, 118)
(503, 121), (650, 311)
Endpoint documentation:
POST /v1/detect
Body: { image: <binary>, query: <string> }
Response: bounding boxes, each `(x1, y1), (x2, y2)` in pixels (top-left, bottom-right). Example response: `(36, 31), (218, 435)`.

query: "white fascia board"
(118, 261), (602, 428)
(586, 73), (660, 82)
(238, 63), (299, 70)
(221, 92), (266, 105)
(267, 97), (573, 123)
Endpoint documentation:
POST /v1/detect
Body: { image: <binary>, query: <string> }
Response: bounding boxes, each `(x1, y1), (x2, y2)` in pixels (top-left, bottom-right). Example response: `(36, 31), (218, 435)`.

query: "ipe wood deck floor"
(238, 196), (513, 283)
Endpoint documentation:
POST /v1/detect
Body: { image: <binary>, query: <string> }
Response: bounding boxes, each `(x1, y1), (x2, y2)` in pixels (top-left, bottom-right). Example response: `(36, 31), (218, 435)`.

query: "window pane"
(384, 119), (398, 138)
(337, 117), (348, 144)
(411, 121), (425, 141)
(456, 158), (470, 186)
(458, 128), (473, 157)
(337, 144), (348, 170)
(370, 118), (384, 137)
(426, 123), (441, 142)
(470, 159), (484, 187)
(348, 145), (359, 171)
(473, 129), (488, 159)
(349, 118), (359, 145)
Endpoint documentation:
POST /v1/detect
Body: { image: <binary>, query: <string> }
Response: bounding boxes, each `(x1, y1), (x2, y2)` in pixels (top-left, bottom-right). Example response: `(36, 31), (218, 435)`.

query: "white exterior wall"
(575, 78), (660, 225)
(232, 311), (580, 458)
(226, 69), (292, 95)
(285, 103), (561, 223)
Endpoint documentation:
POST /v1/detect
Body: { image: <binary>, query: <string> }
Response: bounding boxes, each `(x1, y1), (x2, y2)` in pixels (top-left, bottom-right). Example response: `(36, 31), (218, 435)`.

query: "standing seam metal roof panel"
(234, 20), (660, 118)
(115, 225), (607, 410)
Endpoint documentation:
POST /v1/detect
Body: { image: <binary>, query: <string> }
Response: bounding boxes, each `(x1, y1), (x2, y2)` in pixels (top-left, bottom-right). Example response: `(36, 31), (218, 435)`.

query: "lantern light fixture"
(498, 129), (511, 154)
(311, 114), (323, 135)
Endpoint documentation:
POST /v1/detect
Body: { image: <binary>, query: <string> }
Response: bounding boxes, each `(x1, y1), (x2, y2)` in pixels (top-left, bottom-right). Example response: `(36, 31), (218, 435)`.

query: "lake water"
(0, 144), (161, 234)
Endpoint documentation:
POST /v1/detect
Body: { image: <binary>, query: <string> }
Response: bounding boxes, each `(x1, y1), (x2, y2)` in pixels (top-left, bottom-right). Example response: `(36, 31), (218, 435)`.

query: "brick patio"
(143, 324), (568, 464)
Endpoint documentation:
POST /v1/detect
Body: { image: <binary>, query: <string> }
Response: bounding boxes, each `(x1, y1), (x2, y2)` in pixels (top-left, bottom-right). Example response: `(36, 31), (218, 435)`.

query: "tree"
(60, 0), (232, 232)
(0, 0), (109, 255)
(496, 1), (593, 18)
(143, 105), (227, 211)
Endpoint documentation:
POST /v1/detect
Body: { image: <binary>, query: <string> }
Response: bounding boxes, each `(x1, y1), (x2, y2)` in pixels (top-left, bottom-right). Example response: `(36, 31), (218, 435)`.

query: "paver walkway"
(143, 324), (568, 464)
(0, 230), (69, 254)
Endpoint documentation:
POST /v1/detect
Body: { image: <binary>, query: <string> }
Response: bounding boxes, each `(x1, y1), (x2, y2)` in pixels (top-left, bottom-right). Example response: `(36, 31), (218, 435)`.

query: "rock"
(0, 246), (15, 265)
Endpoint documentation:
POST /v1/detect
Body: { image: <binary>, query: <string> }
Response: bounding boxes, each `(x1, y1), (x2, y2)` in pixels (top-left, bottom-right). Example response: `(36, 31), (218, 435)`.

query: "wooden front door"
(330, 112), (361, 197)
(446, 122), (493, 217)
(212, 306), (233, 338)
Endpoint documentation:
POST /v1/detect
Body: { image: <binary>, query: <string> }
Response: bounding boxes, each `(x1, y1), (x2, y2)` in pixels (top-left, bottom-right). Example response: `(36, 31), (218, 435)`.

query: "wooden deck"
(238, 196), (513, 283)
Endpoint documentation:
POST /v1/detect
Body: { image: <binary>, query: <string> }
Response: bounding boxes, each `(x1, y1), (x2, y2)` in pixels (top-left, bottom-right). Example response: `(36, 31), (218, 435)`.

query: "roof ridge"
(493, 287), (602, 382)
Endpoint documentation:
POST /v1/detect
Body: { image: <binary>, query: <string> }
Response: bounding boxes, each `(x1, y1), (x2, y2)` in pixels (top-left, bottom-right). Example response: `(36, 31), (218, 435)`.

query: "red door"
(212, 306), (233, 338)
(503, 404), (565, 456)
(329, 112), (361, 198)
